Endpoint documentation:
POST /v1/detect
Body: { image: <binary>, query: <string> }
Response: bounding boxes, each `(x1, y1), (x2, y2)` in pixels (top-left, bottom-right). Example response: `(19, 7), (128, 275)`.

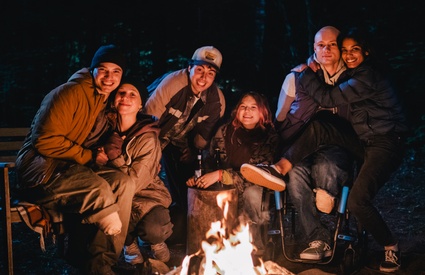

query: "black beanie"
(90, 44), (126, 71)
(120, 77), (148, 104)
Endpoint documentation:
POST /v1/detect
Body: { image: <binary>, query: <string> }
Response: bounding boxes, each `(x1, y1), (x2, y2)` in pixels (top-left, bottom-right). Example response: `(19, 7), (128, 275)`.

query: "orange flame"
(180, 190), (266, 274)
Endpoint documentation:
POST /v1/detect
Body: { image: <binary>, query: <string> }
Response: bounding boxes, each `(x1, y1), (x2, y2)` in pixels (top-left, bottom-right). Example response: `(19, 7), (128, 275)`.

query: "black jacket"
(298, 62), (408, 141)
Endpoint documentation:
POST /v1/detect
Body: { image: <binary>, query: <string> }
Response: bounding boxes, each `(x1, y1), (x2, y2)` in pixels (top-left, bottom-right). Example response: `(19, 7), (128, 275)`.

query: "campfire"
(166, 191), (295, 275)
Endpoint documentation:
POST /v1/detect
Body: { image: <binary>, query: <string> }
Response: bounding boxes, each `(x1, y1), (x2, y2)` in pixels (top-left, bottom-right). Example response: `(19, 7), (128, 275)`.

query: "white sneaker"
(299, 240), (332, 261)
(124, 239), (144, 265)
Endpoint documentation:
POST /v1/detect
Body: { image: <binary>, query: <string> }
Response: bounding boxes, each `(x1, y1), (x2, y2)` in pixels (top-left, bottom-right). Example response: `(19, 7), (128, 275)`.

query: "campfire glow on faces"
(179, 192), (267, 275)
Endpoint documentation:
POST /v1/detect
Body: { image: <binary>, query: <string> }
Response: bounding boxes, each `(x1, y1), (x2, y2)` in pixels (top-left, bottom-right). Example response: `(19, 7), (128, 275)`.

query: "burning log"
(165, 260), (296, 275)
(176, 187), (296, 275)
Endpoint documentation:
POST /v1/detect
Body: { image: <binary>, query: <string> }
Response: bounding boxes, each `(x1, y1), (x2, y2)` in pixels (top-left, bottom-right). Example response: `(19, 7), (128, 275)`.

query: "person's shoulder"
(153, 69), (189, 93)
(285, 71), (298, 81)
(349, 62), (382, 80)
(161, 68), (187, 83)
(67, 68), (91, 83)
(211, 83), (224, 96)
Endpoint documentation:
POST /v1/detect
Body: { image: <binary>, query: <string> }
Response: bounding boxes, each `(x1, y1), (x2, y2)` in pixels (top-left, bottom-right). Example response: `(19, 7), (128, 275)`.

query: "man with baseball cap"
(16, 44), (135, 274)
(190, 46), (222, 72)
(143, 45), (225, 245)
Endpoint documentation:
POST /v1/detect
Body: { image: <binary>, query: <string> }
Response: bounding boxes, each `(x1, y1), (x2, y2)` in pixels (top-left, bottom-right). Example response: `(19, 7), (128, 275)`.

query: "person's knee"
(114, 172), (136, 196)
(312, 162), (350, 195)
(137, 206), (173, 243)
(314, 188), (335, 214)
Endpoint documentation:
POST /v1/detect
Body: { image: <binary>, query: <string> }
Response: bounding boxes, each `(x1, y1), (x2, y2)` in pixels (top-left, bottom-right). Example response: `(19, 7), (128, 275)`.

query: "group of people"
(241, 25), (407, 273)
(14, 24), (407, 275)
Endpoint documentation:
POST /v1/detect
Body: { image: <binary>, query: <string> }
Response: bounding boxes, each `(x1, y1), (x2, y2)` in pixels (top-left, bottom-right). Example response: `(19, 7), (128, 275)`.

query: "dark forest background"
(1, 0), (424, 148)
(1, 1), (425, 274)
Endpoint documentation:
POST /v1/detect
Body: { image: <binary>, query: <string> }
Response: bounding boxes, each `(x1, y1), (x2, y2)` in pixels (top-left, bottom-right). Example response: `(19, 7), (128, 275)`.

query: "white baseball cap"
(191, 46), (222, 71)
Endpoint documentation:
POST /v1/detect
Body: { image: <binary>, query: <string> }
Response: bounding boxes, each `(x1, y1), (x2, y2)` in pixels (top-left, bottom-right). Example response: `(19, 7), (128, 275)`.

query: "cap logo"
(204, 51), (217, 61)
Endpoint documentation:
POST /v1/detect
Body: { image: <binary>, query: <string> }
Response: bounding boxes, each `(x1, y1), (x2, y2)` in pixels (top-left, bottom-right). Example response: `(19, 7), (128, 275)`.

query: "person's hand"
(95, 147), (109, 166)
(194, 171), (219, 189)
(186, 176), (196, 187)
(306, 55), (320, 72)
(291, 63), (308, 72)
(103, 132), (123, 160)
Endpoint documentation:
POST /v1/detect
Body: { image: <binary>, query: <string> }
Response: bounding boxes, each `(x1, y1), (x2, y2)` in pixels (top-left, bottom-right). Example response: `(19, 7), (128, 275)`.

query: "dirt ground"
(1, 148), (425, 275)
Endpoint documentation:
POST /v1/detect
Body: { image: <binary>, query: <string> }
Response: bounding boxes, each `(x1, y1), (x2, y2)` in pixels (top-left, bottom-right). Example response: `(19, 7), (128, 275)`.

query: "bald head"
(313, 26), (342, 75)
(314, 26), (340, 43)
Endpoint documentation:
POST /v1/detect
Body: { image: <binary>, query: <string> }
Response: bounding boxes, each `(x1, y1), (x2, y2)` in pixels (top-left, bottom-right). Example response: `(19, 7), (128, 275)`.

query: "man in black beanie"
(90, 44), (127, 72)
(16, 44), (135, 274)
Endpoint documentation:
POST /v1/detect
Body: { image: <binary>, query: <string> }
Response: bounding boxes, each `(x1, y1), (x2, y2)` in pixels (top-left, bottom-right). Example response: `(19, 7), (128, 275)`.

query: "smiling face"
(114, 83), (142, 116)
(236, 95), (260, 130)
(341, 37), (368, 69)
(92, 62), (123, 96)
(189, 64), (217, 96)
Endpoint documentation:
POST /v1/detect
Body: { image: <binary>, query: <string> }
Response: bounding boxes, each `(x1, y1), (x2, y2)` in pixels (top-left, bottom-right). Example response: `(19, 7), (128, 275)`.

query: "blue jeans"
(287, 145), (353, 243)
(284, 117), (405, 247)
(243, 184), (270, 252)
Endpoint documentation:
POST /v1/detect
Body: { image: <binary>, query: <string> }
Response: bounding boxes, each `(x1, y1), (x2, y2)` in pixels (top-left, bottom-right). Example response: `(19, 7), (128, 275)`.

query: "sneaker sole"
(299, 252), (322, 261)
(324, 249), (332, 258)
(379, 266), (400, 273)
(240, 164), (286, 191)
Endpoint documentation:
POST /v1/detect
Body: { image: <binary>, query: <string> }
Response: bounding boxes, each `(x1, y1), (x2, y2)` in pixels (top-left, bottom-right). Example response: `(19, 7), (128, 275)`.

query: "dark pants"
(160, 144), (196, 245)
(161, 144), (196, 211)
(283, 115), (363, 165)
(347, 134), (404, 246)
(125, 206), (173, 246)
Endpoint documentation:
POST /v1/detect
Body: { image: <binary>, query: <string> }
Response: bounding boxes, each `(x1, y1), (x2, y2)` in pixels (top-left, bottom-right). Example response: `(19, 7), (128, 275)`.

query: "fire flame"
(180, 191), (266, 275)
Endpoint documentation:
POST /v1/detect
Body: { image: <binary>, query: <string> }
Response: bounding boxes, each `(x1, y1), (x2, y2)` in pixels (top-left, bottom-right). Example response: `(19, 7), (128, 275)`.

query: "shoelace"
(309, 240), (323, 248)
(385, 250), (399, 264)
(323, 242), (331, 251)
(308, 240), (331, 251)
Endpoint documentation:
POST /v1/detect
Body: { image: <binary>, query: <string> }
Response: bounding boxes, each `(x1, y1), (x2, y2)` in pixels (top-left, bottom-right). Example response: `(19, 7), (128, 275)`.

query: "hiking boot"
(379, 248), (401, 272)
(299, 240), (332, 261)
(151, 242), (170, 262)
(240, 164), (286, 191)
(124, 239), (144, 265)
